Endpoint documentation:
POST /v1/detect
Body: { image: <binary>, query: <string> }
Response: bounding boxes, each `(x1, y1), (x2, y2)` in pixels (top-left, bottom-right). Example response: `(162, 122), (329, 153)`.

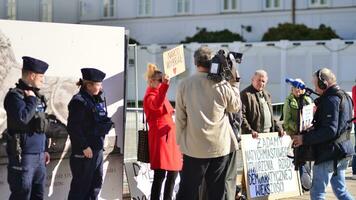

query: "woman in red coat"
(143, 64), (182, 200)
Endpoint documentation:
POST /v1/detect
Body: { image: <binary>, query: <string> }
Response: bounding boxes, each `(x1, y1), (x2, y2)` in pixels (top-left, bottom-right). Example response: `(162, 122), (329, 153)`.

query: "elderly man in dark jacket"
(293, 68), (354, 200)
(240, 69), (283, 138)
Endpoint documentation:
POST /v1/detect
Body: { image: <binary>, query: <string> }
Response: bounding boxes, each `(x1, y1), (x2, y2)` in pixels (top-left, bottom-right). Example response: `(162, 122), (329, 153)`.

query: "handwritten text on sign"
(163, 45), (186, 78)
(241, 133), (301, 199)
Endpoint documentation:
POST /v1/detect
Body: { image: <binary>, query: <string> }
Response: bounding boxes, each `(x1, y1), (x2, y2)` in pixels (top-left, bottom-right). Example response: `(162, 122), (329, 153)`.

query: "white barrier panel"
(241, 133), (302, 200)
(0, 20), (125, 199)
(127, 40), (356, 103)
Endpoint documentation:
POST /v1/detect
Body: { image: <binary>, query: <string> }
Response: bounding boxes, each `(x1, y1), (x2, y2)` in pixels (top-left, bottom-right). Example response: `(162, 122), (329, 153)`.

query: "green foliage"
(181, 28), (244, 43)
(129, 38), (140, 45)
(262, 23), (340, 41)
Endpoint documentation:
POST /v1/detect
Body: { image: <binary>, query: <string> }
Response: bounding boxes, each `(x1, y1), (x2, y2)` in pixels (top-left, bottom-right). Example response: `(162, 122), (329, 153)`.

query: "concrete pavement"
(280, 167), (356, 200)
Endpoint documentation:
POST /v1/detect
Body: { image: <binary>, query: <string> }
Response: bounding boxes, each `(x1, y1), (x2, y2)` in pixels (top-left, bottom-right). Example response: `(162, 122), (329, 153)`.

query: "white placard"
(301, 104), (314, 131)
(163, 45), (186, 78)
(241, 133), (302, 200)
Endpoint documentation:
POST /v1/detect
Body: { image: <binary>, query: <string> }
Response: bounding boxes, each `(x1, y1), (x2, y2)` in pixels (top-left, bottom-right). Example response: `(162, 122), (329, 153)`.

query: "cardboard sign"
(241, 133), (302, 200)
(125, 162), (180, 200)
(163, 45), (186, 78)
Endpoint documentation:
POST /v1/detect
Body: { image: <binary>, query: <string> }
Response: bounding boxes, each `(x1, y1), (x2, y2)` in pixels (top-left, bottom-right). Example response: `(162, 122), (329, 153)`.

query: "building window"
(177, 0), (190, 14)
(264, 0), (281, 9)
(138, 0), (152, 16)
(223, 0), (237, 12)
(309, 0), (328, 7)
(41, 0), (52, 22)
(79, 0), (85, 17)
(103, 0), (116, 18)
(7, 0), (16, 20)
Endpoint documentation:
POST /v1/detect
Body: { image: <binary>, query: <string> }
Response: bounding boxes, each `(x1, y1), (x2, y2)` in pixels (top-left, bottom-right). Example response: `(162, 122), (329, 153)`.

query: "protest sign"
(125, 162), (180, 200)
(163, 45), (185, 78)
(241, 133), (302, 200)
(301, 104), (314, 131)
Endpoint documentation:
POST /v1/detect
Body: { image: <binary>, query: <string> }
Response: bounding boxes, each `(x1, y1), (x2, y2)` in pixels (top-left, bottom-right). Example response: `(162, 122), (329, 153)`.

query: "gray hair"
(194, 46), (213, 68)
(254, 69), (268, 78)
(314, 68), (337, 85)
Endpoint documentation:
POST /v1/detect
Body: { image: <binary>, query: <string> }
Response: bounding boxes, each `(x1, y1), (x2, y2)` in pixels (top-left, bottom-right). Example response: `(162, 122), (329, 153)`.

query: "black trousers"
(68, 150), (103, 200)
(150, 169), (178, 200)
(176, 153), (231, 200)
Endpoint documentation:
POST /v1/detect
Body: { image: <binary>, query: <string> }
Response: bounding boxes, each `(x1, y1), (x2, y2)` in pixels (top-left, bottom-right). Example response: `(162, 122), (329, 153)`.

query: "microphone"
(285, 78), (320, 96)
(285, 78), (305, 89)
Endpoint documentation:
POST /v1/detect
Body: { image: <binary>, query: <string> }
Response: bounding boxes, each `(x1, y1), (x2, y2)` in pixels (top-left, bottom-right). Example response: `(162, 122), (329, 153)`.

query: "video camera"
(207, 49), (243, 82)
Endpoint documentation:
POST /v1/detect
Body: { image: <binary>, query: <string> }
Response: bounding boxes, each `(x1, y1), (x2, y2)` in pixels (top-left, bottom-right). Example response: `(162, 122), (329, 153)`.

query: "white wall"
(1, 0), (356, 44)
(126, 39), (356, 103)
(88, 7), (356, 44)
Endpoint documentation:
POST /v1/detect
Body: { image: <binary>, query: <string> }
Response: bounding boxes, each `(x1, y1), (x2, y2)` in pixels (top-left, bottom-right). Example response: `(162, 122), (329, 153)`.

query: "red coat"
(143, 83), (182, 171)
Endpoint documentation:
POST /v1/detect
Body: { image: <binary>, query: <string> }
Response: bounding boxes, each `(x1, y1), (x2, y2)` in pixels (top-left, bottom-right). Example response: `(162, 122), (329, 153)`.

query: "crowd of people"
(142, 46), (355, 200)
(2, 45), (356, 200)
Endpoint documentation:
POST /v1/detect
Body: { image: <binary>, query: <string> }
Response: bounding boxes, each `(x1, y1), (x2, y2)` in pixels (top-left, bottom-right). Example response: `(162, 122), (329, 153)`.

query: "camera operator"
(175, 46), (240, 200)
(293, 68), (354, 200)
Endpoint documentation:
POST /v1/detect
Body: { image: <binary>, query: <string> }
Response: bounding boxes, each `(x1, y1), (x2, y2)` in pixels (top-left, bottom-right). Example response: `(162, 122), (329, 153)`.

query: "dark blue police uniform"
(4, 56), (49, 200)
(67, 68), (113, 200)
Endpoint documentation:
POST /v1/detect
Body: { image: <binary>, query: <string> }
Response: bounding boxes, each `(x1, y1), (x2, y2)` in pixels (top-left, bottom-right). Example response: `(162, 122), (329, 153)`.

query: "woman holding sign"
(282, 78), (313, 191)
(143, 64), (182, 200)
(283, 78), (313, 135)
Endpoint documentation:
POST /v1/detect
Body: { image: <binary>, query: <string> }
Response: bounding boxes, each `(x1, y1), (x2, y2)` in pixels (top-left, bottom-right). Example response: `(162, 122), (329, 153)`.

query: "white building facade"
(0, 0), (356, 44)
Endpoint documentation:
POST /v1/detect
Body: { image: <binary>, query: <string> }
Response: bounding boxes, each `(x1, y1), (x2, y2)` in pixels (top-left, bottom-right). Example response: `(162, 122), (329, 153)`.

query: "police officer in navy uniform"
(67, 68), (113, 200)
(4, 56), (51, 200)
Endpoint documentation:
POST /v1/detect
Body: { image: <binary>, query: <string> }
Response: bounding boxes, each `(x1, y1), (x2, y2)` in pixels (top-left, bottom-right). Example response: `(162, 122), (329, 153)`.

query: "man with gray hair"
(293, 68), (354, 200)
(175, 46), (241, 200)
(240, 69), (283, 137)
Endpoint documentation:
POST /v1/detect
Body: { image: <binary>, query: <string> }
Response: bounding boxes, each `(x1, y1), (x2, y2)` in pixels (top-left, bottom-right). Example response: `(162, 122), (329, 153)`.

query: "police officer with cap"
(67, 68), (113, 200)
(4, 56), (51, 200)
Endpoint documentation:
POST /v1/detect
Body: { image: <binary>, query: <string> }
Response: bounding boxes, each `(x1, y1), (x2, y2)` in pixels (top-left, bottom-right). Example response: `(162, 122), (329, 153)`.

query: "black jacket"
(303, 85), (354, 164)
(67, 89), (112, 154)
(4, 79), (47, 154)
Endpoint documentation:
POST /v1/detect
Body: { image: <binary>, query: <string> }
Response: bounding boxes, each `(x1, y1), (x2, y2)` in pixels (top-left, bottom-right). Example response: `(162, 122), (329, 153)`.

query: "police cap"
(22, 56), (49, 74)
(81, 68), (106, 82)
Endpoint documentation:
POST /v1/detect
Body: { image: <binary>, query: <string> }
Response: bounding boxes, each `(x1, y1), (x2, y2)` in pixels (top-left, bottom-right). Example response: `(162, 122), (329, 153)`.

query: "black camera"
(207, 49), (242, 82)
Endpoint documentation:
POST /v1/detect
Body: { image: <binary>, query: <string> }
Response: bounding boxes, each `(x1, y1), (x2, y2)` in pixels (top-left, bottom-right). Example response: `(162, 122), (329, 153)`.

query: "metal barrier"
(124, 103), (285, 161)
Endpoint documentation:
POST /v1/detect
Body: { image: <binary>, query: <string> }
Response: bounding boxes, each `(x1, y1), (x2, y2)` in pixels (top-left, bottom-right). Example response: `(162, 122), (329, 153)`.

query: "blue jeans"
(352, 123), (356, 175)
(310, 158), (354, 200)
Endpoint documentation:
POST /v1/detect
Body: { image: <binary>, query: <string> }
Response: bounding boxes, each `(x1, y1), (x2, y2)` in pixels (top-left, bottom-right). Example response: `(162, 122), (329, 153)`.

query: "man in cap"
(4, 56), (51, 200)
(67, 68), (113, 200)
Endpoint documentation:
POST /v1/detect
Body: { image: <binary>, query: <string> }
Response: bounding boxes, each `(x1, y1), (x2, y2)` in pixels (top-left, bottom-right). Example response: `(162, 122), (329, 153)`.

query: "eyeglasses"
(236, 77), (241, 82)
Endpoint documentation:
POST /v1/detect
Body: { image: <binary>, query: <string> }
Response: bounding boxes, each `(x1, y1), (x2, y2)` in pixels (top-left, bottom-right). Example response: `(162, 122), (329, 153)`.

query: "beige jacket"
(175, 72), (241, 158)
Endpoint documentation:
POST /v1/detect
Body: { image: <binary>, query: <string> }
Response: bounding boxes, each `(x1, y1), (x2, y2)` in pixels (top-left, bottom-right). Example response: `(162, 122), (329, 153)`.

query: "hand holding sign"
(162, 74), (170, 84)
(163, 45), (186, 78)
